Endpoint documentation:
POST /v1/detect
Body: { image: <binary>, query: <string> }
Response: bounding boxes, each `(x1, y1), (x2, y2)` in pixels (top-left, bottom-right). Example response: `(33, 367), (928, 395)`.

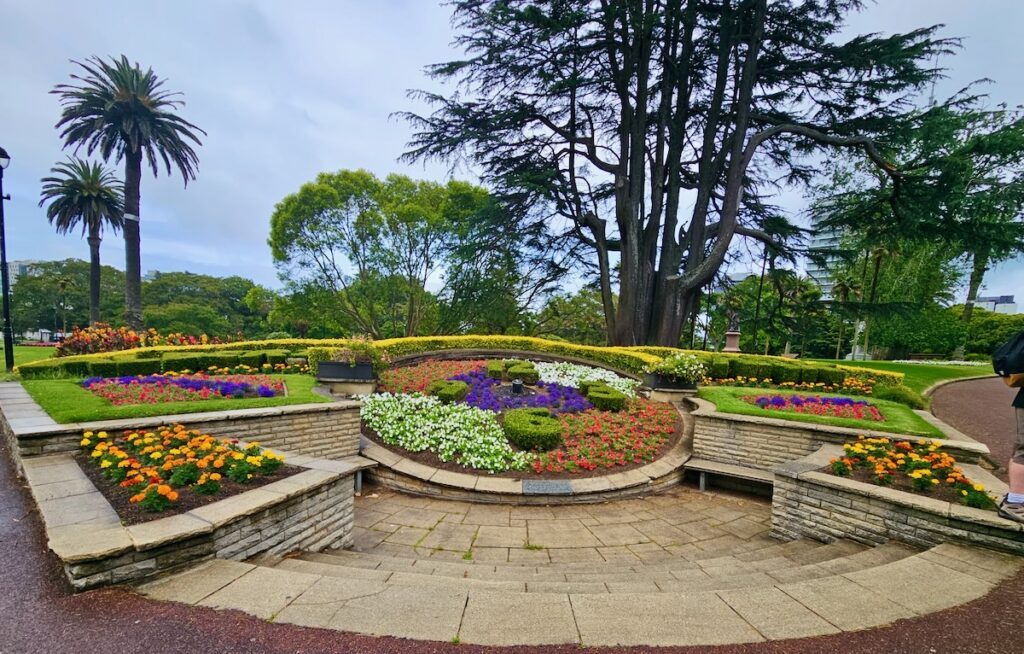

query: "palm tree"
(51, 55), (205, 330)
(38, 158), (124, 325)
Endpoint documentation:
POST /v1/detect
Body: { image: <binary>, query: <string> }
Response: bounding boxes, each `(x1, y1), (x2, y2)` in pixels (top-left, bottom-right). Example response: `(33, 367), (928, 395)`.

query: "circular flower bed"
(361, 359), (679, 476)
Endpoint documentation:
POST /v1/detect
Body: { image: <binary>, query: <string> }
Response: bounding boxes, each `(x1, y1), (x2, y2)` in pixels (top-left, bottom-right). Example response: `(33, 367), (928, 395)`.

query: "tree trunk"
(123, 150), (144, 331)
(955, 250), (989, 359)
(87, 231), (102, 325)
(835, 321), (845, 360)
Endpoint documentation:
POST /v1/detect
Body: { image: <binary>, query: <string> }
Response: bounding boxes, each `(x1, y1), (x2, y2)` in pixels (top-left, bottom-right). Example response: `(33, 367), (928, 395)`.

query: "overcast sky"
(1, 0), (1021, 301)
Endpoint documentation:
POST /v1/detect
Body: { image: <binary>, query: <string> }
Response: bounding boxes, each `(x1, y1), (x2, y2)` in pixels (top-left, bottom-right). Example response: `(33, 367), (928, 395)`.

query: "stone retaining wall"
(24, 453), (370, 590)
(11, 402), (362, 464)
(689, 398), (988, 471)
(770, 446), (1024, 555)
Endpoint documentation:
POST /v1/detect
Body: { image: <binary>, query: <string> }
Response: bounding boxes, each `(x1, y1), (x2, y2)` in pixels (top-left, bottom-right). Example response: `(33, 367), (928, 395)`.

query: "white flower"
(534, 361), (638, 397)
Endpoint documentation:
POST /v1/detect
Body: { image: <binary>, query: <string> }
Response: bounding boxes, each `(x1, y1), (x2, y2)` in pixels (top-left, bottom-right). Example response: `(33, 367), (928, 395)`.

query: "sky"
(0, 0), (1021, 302)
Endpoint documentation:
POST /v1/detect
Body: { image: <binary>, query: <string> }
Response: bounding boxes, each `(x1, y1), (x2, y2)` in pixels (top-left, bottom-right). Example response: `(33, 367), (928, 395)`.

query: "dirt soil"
(816, 464), (997, 510)
(75, 454), (302, 525)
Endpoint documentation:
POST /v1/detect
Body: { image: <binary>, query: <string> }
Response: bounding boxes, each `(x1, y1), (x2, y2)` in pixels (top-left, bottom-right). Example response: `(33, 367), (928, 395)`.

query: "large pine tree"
(402, 0), (952, 345)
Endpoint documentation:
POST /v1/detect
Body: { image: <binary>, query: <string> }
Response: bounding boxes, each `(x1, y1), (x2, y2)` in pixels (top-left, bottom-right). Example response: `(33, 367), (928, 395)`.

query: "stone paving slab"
(198, 566), (320, 620)
(571, 591), (764, 646)
(327, 584), (467, 642)
(717, 586), (840, 640)
(459, 590), (577, 645)
(139, 559), (255, 605)
(778, 576), (917, 630)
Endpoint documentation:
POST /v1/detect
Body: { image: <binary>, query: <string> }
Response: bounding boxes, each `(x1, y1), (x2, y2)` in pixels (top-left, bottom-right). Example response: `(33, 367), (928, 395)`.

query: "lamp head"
(0, 146), (9, 170)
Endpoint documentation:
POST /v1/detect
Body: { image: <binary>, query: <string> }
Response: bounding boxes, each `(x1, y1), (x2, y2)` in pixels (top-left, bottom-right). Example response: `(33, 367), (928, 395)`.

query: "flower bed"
(362, 358), (680, 476)
(533, 400), (677, 473)
(452, 368), (592, 413)
(82, 373), (285, 405)
(828, 436), (996, 509)
(707, 375), (876, 395)
(379, 359), (487, 393)
(742, 394), (885, 423)
(78, 424), (293, 521)
(57, 323), (240, 357)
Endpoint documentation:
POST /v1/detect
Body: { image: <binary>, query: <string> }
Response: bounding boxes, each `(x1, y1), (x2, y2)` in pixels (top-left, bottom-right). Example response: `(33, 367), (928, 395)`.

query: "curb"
(922, 373), (997, 399)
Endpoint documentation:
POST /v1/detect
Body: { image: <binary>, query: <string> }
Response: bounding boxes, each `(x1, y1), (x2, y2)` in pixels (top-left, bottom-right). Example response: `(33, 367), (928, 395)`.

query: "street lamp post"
(0, 146), (15, 372)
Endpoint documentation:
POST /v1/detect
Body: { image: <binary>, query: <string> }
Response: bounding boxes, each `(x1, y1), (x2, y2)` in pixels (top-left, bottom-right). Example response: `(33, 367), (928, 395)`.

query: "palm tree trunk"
(87, 230), (102, 325)
(834, 321), (845, 360)
(123, 150), (144, 330)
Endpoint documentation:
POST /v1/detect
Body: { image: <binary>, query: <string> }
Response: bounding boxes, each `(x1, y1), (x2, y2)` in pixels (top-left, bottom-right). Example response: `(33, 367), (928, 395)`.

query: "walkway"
(932, 376), (1018, 480)
(2, 378), (1024, 652)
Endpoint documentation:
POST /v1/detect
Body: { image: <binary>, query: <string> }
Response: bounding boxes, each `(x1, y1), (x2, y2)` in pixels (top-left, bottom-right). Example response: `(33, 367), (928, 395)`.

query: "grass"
(810, 359), (991, 394)
(22, 374), (328, 424)
(698, 386), (945, 438)
(0, 345), (57, 381)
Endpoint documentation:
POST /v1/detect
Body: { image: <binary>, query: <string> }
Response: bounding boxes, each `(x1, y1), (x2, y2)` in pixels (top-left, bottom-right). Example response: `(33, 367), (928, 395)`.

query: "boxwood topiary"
(798, 367), (819, 384)
(586, 385), (626, 411)
(503, 407), (563, 451)
(770, 364), (802, 384)
(578, 379), (607, 395)
(871, 384), (928, 410)
(425, 380), (470, 403)
(507, 364), (539, 384)
(262, 349), (290, 365)
(486, 360), (505, 380)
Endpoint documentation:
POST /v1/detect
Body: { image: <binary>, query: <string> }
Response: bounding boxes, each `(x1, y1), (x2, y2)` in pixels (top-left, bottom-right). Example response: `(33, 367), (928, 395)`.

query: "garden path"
(931, 376), (1018, 481)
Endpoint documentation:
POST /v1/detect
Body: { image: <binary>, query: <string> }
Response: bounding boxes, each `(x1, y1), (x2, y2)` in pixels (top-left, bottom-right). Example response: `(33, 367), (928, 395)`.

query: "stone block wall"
(770, 450), (1024, 556)
(689, 398), (987, 472)
(12, 402), (362, 462)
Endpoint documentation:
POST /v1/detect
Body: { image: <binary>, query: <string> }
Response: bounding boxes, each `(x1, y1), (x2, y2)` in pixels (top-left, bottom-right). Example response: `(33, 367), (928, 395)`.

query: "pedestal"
(723, 330), (741, 353)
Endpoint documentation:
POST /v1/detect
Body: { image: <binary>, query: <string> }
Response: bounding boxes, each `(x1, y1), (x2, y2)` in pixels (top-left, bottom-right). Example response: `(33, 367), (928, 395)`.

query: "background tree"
(532, 288), (609, 346)
(38, 158), (123, 325)
(11, 260), (125, 335)
(402, 0), (950, 346)
(813, 96), (1024, 356)
(53, 55), (205, 330)
(141, 272), (263, 337)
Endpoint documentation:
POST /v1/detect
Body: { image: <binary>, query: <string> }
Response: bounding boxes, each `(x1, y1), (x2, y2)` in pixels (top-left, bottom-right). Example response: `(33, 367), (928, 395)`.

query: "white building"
(977, 295), (1017, 315)
(805, 215), (844, 300)
(6, 259), (41, 286)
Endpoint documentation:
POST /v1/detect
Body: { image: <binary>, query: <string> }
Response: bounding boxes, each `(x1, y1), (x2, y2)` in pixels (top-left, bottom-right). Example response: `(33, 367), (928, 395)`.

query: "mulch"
(74, 453), (302, 525)
(3, 376), (1024, 653)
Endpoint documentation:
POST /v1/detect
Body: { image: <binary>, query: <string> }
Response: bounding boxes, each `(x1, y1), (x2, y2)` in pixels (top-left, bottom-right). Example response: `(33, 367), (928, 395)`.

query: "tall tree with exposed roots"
(38, 158), (124, 325)
(402, 0), (953, 345)
(52, 55), (205, 330)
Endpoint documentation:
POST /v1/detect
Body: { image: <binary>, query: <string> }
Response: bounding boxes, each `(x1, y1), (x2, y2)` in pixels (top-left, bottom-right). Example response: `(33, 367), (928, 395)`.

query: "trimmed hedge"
(871, 384), (929, 410)
(503, 408), (563, 451)
(486, 360), (505, 379)
(235, 350), (266, 368)
(578, 380), (607, 395)
(115, 358), (163, 377)
(586, 385), (626, 411)
(161, 352), (239, 373)
(86, 360), (119, 377)
(263, 349), (291, 365)
(425, 380), (470, 404)
(507, 364), (539, 384)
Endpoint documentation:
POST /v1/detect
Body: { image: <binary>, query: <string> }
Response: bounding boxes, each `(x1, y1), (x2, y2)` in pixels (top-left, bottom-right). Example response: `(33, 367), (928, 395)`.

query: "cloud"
(2, 0), (1021, 302)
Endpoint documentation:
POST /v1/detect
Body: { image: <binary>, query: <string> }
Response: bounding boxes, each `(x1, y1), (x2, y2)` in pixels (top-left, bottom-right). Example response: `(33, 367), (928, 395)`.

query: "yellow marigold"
(210, 473), (222, 481)
(973, 484), (985, 492)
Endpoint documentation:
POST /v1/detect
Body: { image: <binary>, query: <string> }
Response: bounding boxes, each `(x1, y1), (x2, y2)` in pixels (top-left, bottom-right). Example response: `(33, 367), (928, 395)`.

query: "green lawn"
(698, 386), (944, 438)
(809, 359), (991, 394)
(22, 374), (329, 424)
(0, 345), (57, 381)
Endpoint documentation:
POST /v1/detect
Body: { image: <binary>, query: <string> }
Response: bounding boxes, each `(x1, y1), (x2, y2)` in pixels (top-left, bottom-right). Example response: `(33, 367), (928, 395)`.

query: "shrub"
(503, 359), (524, 370)
(798, 367), (819, 384)
(17, 359), (67, 379)
(578, 379), (607, 395)
(425, 380), (470, 404)
(486, 360), (505, 379)
(235, 350), (266, 368)
(264, 331), (292, 340)
(586, 385), (626, 411)
(730, 359), (758, 379)
(708, 359), (730, 380)
(819, 368), (847, 387)
(644, 352), (706, 383)
(871, 385), (929, 410)
(115, 358), (163, 377)
(87, 359), (119, 377)
(263, 349), (291, 365)
(503, 408), (563, 451)
(306, 347), (333, 374)
(507, 364), (540, 384)
(161, 352), (239, 373)
(770, 364), (802, 384)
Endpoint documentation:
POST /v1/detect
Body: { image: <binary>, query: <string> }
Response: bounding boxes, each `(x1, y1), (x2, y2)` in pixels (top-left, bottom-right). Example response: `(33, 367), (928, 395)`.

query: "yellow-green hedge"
(17, 335), (899, 387)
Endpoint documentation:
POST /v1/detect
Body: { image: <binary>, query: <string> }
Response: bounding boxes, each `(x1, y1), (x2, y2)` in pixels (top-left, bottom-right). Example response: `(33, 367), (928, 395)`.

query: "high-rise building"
(6, 260), (41, 287)
(805, 215), (844, 300)
(976, 295), (1018, 315)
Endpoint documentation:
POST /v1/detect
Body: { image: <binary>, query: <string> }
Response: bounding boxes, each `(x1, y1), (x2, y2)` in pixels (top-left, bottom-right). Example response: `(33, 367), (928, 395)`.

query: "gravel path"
(3, 376), (1024, 653)
(931, 377), (1018, 480)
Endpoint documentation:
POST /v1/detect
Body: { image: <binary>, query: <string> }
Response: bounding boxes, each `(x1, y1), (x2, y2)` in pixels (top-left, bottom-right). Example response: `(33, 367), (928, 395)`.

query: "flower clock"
(361, 359), (677, 475)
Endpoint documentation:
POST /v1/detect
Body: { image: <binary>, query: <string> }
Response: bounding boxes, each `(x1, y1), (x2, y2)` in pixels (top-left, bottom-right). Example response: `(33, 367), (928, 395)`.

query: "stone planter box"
(317, 361), (375, 381)
(771, 445), (1024, 555)
(688, 397), (989, 473)
(21, 449), (375, 590)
